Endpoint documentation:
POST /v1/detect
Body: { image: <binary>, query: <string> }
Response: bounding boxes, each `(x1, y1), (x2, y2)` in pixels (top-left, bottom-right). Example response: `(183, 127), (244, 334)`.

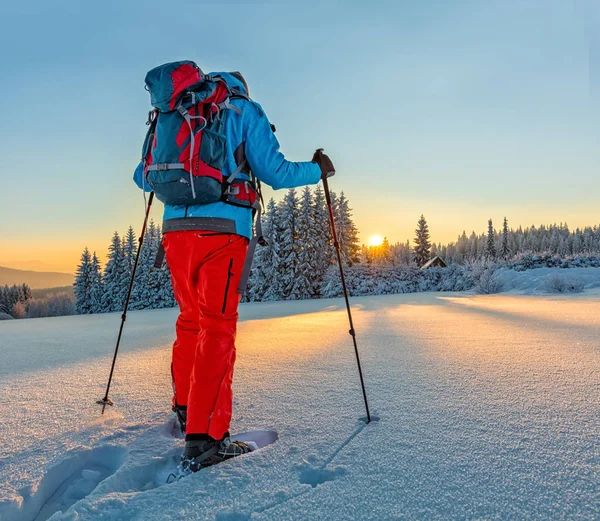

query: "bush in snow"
(26, 299), (49, 318)
(47, 293), (77, 316)
(543, 274), (585, 294)
(320, 263), (476, 298)
(476, 268), (503, 294)
(10, 301), (27, 319)
(0, 312), (14, 320)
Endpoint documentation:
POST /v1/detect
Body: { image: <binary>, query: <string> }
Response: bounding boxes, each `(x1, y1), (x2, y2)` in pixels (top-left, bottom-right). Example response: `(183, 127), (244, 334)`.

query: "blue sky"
(0, 0), (598, 271)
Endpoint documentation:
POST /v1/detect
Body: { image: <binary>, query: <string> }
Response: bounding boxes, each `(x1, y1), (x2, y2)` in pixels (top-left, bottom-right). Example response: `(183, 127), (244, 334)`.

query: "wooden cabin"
(420, 256), (448, 270)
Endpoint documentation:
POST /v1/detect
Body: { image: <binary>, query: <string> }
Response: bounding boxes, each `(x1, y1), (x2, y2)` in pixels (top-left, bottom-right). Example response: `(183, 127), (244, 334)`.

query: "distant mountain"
(0, 266), (74, 289)
(0, 260), (72, 273)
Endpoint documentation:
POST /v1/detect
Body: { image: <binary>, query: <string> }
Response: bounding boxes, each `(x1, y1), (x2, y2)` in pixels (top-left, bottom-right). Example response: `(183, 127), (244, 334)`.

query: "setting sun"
(368, 235), (384, 247)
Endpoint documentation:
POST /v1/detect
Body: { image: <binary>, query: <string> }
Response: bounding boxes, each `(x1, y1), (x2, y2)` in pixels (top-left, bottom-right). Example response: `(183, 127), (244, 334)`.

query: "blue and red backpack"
(141, 61), (259, 211)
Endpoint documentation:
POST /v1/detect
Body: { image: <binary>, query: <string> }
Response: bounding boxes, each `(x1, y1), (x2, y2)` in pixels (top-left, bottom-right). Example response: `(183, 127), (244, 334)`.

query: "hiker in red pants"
(134, 61), (335, 472)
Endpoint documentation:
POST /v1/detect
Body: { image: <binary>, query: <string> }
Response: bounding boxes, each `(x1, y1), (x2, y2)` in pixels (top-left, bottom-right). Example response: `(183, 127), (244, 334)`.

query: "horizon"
(1, 1), (598, 274)
(2, 210), (599, 275)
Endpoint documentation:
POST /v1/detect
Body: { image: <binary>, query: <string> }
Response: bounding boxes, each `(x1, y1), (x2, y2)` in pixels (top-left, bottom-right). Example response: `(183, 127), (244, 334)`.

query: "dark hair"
(230, 71), (249, 95)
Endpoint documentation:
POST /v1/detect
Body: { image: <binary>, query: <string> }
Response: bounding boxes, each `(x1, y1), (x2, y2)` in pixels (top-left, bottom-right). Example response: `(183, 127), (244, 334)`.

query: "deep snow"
(0, 292), (598, 520)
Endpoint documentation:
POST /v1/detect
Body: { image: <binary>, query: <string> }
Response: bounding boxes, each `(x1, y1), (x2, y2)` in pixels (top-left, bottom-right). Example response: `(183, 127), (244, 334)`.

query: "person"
(134, 69), (335, 472)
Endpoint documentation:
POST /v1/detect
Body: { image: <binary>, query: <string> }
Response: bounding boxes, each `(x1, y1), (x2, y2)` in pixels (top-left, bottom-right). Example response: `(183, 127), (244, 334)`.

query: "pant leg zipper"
(222, 258), (234, 314)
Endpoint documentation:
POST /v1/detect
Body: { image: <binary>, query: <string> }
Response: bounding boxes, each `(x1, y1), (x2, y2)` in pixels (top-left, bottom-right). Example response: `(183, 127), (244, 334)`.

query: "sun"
(368, 235), (384, 247)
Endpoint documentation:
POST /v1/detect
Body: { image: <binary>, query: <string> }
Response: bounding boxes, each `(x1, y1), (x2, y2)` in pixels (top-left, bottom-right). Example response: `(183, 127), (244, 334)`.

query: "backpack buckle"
(225, 185), (240, 196)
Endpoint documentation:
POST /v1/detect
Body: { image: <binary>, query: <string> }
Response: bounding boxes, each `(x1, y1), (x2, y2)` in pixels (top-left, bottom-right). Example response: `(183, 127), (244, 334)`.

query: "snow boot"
(172, 405), (187, 433)
(178, 433), (255, 475)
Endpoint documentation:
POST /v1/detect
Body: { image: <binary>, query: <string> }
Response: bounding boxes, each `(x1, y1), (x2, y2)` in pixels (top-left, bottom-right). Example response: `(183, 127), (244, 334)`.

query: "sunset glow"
(368, 235), (384, 247)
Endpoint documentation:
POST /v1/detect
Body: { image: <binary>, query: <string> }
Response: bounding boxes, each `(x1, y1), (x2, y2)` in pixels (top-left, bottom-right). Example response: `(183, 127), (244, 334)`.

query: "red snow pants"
(163, 230), (248, 440)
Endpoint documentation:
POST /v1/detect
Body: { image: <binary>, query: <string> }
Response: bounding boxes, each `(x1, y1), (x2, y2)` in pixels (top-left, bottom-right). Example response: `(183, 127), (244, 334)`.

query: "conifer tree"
(486, 219), (497, 259)
(249, 198), (282, 301)
(89, 252), (104, 313)
(131, 220), (159, 310)
(101, 232), (125, 312)
(295, 187), (315, 299)
(74, 247), (93, 314)
(336, 192), (360, 266)
(278, 189), (300, 299)
(121, 226), (138, 306)
(311, 185), (333, 295)
(21, 283), (32, 302)
(156, 232), (177, 308)
(501, 217), (510, 259)
(413, 215), (431, 267)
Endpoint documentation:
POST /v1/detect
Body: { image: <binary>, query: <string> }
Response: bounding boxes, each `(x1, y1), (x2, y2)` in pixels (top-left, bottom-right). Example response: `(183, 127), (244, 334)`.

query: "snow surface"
(0, 292), (598, 520)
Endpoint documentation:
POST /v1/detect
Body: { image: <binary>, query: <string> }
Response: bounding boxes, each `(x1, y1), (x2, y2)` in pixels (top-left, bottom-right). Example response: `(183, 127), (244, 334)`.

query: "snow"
(494, 266), (600, 294)
(0, 292), (598, 520)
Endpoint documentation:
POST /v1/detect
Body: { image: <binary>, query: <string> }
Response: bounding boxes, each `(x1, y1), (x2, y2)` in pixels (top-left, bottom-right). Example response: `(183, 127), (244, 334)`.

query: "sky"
(0, 0), (598, 273)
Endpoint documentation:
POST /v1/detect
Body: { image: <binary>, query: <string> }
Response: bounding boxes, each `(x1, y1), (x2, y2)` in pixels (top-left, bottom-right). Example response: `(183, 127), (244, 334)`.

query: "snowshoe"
(177, 433), (256, 476)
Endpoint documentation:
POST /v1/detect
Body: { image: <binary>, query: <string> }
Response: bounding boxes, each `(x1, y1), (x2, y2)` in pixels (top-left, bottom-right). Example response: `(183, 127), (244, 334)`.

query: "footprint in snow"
(0, 445), (127, 521)
(295, 458), (347, 488)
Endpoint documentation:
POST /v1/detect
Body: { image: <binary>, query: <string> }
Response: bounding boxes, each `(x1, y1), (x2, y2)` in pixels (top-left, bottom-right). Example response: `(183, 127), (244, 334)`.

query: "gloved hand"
(312, 148), (335, 179)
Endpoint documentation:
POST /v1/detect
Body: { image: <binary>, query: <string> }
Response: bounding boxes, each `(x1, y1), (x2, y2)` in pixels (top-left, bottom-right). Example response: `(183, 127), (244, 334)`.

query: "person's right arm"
(243, 102), (322, 190)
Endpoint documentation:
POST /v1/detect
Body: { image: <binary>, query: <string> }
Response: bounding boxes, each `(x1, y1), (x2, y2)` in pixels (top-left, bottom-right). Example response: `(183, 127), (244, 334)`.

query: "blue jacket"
(134, 72), (321, 238)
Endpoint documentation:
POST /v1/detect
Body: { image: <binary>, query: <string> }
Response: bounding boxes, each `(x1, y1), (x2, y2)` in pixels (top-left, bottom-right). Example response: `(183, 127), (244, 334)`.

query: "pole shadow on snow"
(248, 417), (379, 519)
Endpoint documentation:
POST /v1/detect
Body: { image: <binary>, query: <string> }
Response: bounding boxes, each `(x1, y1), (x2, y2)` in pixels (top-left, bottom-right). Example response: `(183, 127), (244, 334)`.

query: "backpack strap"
(218, 97), (242, 115)
(238, 197), (266, 294)
(175, 104), (207, 200)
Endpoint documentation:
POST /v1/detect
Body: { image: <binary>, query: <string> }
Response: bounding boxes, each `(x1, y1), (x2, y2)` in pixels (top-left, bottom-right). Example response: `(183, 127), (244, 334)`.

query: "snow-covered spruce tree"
(311, 185), (333, 296)
(456, 231), (469, 263)
(21, 283), (32, 302)
(413, 215), (431, 268)
(101, 232), (126, 312)
(501, 217), (510, 259)
(146, 221), (168, 309)
(294, 187), (316, 299)
(248, 198), (282, 302)
(120, 226), (138, 307)
(123, 225), (137, 270)
(486, 219), (497, 259)
(278, 189), (300, 299)
(131, 220), (159, 310)
(74, 247), (93, 314)
(335, 192), (360, 266)
(89, 252), (104, 313)
(156, 236), (177, 309)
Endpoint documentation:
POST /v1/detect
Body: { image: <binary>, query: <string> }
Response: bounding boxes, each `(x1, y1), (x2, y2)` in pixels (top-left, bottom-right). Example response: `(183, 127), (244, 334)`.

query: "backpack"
(141, 61), (257, 210)
(142, 61), (265, 294)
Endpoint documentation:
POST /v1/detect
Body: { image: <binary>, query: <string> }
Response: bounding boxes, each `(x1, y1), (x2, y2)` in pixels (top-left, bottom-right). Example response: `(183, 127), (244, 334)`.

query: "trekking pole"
(97, 191), (155, 414)
(321, 175), (372, 424)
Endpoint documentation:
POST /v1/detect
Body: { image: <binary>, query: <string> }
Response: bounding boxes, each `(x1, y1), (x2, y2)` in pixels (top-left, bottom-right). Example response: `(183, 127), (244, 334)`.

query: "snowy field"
(0, 292), (599, 520)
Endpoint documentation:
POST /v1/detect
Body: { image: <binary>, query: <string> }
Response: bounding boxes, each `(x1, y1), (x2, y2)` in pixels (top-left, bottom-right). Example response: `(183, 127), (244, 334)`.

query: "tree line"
(0, 284), (32, 319)
(69, 205), (600, 314)
(361, 217), (600, 268)
(0, 283), (77, 319)
(73, 187), (358, 313)
(73, 221), (176, 314)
